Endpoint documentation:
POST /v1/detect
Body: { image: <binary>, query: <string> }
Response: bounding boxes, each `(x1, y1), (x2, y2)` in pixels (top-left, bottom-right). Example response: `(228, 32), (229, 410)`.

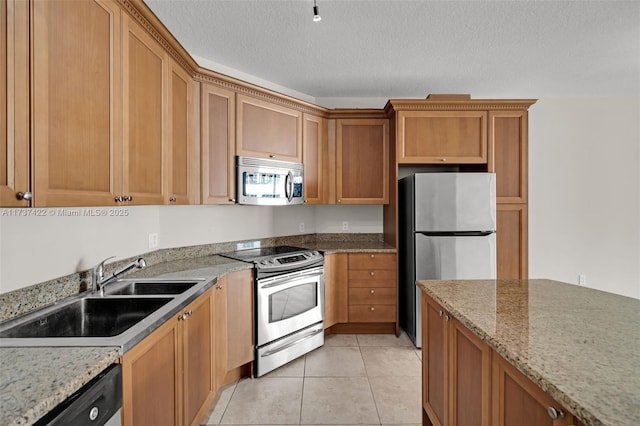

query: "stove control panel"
(256, 250), (323, 270)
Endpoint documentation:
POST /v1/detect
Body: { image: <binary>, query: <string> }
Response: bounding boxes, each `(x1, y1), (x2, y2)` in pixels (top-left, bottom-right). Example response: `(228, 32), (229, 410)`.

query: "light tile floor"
(203, 332), (422, 426)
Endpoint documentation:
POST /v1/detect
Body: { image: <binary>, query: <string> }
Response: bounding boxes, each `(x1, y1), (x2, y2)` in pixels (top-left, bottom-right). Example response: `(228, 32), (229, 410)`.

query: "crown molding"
(385, 99), (538, 114)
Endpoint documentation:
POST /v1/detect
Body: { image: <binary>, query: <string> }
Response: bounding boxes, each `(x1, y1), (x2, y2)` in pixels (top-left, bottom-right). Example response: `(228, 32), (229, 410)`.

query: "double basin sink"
(0, 279), (212, 351)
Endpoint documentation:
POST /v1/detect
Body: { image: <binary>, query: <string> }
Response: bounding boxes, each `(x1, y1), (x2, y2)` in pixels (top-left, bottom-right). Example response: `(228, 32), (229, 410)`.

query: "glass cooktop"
(221, 246), (308, 262)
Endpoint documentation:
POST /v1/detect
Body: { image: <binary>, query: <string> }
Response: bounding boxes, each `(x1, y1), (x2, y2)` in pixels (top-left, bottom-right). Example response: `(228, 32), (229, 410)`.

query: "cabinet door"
(122, 15), (166, 205)
(32, 0), (122, 207)
(236, 94), (302, 162)
(336, 119), (389, 204)
(324, 253), (348, 328)
(449, 318), (491, 426)
(0, 0), (29, 207)
(213, 275), (228, 389)
(303, 113), (327, 204)
(489, 111), (528, 203)
(182, 290), (214, 426)
(226, 269), (254, 370)
(201, 83), (235, 204)
(422, 294), (448, 426)
(397, 111), (487, 164)
(492, 352), (572, 426)
(122, 317), (180, 426)
(167, 60), (195, 205)
(497, 204), (528, 279)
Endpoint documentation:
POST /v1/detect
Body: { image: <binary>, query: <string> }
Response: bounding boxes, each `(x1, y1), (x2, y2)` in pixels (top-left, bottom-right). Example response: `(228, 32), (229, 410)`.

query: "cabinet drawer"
(349, 305), (396, 323)
(348, 269), (396, 282)
(348, 253), (396, 270)
(349, 288), (396, 305)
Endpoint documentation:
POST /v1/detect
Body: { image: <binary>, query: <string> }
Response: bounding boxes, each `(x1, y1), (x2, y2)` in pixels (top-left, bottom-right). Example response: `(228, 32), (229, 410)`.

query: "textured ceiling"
(145, 0), (640, 101)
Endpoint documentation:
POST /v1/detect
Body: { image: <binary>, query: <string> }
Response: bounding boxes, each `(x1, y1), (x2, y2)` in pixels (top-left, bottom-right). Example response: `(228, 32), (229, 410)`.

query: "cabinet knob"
(370, 306), (375, 311)
(370, 254), (375, 259)
(337, 199), (341, 203)
(16, 191), (32, 201)
(124, 195), (133, 202)
(304, 199), (308, 204)
(229, 198), (236, 203)
(269, 154), (275, 158)
(547, 407), (565, 420)
(370, 271), (375, 276)
(114, 196), (123, 203)
(216, 285), (223, 290)
(186, 310), (193, 317)
(440, 158), (447, 162)
(370, 289), (375, 294)
(444, 314), (452, 321)
(439, 310), (444, 317)
(169, 196), (177, 203)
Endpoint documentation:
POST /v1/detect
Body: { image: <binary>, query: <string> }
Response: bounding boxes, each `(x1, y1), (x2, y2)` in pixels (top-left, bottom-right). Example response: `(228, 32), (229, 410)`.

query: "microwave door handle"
(285, 171), (293, 202)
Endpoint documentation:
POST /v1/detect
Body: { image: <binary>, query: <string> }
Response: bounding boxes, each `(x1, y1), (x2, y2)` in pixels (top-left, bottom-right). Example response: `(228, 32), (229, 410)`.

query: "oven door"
(256, 266), (324, 346)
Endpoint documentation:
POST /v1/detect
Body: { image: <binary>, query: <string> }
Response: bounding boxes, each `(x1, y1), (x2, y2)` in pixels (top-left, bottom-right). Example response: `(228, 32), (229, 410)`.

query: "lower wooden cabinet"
(492, 352), (572, 426)
(121, 287), (214, 426)
(324, 253), (348, 328)
(422, 293), (491, 426)
(347, 253), (397, 323)
(422, 292), (578, 426)
(213, 269), (254, 388)
(497, 203), (528, 279)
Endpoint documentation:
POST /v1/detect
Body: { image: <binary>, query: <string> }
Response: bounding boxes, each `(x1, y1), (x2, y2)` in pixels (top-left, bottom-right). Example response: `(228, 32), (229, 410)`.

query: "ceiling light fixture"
(313, 0), (321, 22)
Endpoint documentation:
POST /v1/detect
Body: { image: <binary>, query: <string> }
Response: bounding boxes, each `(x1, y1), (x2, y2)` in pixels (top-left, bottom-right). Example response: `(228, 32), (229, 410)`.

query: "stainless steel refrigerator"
(399, 172), (496, 347)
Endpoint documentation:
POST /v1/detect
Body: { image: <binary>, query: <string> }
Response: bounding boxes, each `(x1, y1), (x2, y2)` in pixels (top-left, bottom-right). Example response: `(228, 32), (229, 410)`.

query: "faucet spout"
(92, 257), (147, 296)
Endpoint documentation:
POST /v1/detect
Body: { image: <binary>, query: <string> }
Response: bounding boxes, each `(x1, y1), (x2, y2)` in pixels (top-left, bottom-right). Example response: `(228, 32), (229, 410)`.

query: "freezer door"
(415, 233), (497, 280)
(414, 173), (496, 232)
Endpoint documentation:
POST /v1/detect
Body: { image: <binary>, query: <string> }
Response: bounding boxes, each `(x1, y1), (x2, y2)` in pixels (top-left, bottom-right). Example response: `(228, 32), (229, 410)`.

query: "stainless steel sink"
(0, 297), (171, 338)
(106, 281), (198, 296)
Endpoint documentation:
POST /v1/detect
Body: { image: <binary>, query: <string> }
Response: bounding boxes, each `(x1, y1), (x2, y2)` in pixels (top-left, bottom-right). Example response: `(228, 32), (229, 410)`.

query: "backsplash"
(0, 233), (384, 321)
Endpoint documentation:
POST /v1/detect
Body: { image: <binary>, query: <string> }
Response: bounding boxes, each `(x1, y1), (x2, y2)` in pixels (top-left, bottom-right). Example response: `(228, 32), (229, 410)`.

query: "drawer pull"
(370, 306), (375, 311)
(370, 254), (375, 258)
(439, 310), (445, 317)
(370, 289), (375, 294)
(547, 407), (565, 420)
(370, 271), (375, 277)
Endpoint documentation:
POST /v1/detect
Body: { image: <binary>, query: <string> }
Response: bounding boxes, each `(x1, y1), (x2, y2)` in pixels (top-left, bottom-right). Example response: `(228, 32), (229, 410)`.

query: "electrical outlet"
(578, 274), (586, 285)
(299, 222), (305, 232)
(342, 221), (349, 231)
(148, 233), (159, 249)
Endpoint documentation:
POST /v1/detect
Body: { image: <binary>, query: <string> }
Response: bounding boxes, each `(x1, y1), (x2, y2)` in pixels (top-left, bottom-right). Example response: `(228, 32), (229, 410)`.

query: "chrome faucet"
(92, 257), (147, 296)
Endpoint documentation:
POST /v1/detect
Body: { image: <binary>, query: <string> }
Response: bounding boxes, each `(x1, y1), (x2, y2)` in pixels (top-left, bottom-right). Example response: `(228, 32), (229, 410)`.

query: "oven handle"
(258, 267), (324, 289)
(260, 327), (324, 357)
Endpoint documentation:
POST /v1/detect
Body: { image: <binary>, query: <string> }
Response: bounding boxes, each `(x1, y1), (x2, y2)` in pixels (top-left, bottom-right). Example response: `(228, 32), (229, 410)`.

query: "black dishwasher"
(35, 363), (122, 426)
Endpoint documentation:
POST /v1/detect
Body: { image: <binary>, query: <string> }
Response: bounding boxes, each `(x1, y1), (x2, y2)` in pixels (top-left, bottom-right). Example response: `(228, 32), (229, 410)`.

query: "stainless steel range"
(221, 246), (324, 377)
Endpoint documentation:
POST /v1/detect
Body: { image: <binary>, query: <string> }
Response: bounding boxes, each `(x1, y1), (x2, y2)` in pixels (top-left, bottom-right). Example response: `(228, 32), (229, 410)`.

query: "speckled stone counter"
(417, 279), (640, 426)
(0, 256), (251, 426)
(0, 347), (120, 426)
(303, 241), (396, 253)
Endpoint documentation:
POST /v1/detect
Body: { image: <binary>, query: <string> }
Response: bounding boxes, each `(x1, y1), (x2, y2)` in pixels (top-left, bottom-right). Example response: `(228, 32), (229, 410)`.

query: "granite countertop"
(0, 347), (120, 426)
(417, 279), (640, 426)
(304, 241), (396, 253)
(0, 255), (251, 426)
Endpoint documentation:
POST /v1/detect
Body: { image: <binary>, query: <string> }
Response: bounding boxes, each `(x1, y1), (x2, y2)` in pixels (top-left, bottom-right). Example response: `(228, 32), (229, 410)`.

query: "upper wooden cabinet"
(397, 111), (488, 164)
(167, 59), (195, 204)
(122, 15), (167, 205)
(497, 203), (528, 279)
(489, 111), (528, 203)
(201, 83), (236, 204)
(336, 118), (389, 204)
(0, 0), (29, 207)
(31, 0), (123, 207)
(236, 94), (302, 162)
(303, 113), (328, 204)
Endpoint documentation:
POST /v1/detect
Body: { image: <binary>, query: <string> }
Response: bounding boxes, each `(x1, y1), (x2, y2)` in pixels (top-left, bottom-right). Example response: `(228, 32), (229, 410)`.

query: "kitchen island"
(418, 279), (640, 426)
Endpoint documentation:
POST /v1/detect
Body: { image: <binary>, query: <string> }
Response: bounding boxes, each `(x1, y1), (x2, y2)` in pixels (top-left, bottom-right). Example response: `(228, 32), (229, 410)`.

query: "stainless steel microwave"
(236, 156), (304, 205)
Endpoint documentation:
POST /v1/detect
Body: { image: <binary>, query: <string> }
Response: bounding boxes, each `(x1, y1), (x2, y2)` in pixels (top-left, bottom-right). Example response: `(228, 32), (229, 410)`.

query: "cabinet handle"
(370, 289), (375, 294)
(216, 285), (223, 290)
(269, 154), (275, 158)
(169, 196), (177, 203)
(547, 407), (565, 420)
(370, 306), (375, 311)
(16, 191), (33, 201)
(439, 310), (444, 317)
(370, 254), (375, 259)
(186, 310), (193, 317)
(444, 314), (452, 321)
(304, 199), (308, 204)
(370, 271), (375, 276)
(229, 198), (236, 203)
(440, 158), (447, 162)
(124, 195), (132, 202)
(115, 196), (123, 203)
(337, 199), (341, 203)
